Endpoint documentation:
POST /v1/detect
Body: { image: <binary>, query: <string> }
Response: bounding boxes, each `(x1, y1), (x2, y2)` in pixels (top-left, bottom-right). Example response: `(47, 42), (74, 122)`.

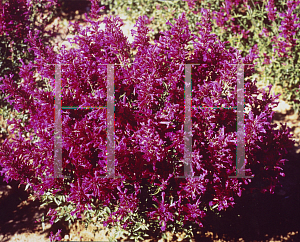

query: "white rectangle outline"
(49, 64), (119, 179)
(48, 63), (253, 179)
(176, 63), (253, 179)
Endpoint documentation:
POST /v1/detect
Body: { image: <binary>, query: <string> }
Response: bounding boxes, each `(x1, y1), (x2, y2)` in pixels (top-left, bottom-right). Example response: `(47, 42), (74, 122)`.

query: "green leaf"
(105, 206), (111, 214)
(54, 197), (61, 206)
(54, 217), (60, 223)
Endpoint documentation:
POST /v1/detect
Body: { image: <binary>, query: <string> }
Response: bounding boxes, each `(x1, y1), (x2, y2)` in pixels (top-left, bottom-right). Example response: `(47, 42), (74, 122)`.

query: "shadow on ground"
(188, 146), (300, 242)
(0, 150), (299, 242)
(0, 179), (70, 242)
(0, 102), (299, 241)
(56, 0), (113, 21)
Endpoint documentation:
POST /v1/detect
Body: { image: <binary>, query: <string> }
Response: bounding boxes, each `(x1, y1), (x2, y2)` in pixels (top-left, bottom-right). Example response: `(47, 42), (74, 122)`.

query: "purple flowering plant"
(0, 0), (61, 140)
(0, 0), (60, 80)
(182, 0), (300, 113)
(101, 0), (300, 113)
(0, 2), (296, 240)
(49, 229), (62, 242)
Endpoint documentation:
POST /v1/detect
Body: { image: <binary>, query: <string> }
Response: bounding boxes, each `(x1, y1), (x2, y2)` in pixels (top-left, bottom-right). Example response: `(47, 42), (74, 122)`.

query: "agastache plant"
(183, 0), (300, 111)
(0, 2), (295, 239)
(98, 0), (300, 113)
(0, 0), (59, 79)
(0, 0), (60, 141)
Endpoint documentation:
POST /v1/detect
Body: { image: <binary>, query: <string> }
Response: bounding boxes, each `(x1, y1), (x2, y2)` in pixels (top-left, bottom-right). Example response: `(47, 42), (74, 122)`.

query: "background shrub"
(0, 0), (61, 140)
(0, 1), (296, 241)
(101, 0), (300, 113)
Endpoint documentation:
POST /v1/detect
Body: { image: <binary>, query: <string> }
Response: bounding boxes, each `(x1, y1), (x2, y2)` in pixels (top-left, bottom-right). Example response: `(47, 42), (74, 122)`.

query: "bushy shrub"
(0, 0), (60, 81)
(0, 2), (295, 241)
(101, 0), (300, 113)
(0, 0), (61, 137)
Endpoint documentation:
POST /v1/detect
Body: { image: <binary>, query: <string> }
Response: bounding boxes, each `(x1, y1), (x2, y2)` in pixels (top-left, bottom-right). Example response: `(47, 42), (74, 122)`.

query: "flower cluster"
(275, 0), (300, 56)
(182, 0), (300, 112)
(49, 229), (62, 242)
(265, 0), (277, 21)
(0, 0), (59, 75)
(0, 3), (295, 237)
(100, 0), (300, 113)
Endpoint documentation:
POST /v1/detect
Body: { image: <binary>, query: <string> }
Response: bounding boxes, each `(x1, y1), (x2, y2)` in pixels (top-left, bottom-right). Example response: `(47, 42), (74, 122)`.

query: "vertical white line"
(106, 64), (115, 178)
(54, 64), (63, 178)
(229, 64), (252, 178)
(176, 64), (193, 178)
(184, 64), (193, 178)
(236, 64), (245, 177)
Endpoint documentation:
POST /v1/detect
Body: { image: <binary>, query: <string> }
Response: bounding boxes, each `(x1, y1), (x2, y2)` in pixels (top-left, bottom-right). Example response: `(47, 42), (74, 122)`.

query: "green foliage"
(35, 180), (204, 241)
(3, 1), (298, 241)
(101, 0), (300, 113)
(0, 0), (60, 139)
(39, 189), (78, 229)
(101, 0), (199, 42)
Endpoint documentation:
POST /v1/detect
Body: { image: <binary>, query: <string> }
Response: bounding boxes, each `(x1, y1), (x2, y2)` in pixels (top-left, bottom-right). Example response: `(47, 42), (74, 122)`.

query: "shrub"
(0, 0), (61, 138)
(0, 2), (295, 241)
(0, 0), (60, 83)
(101, 0), (300, 113)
